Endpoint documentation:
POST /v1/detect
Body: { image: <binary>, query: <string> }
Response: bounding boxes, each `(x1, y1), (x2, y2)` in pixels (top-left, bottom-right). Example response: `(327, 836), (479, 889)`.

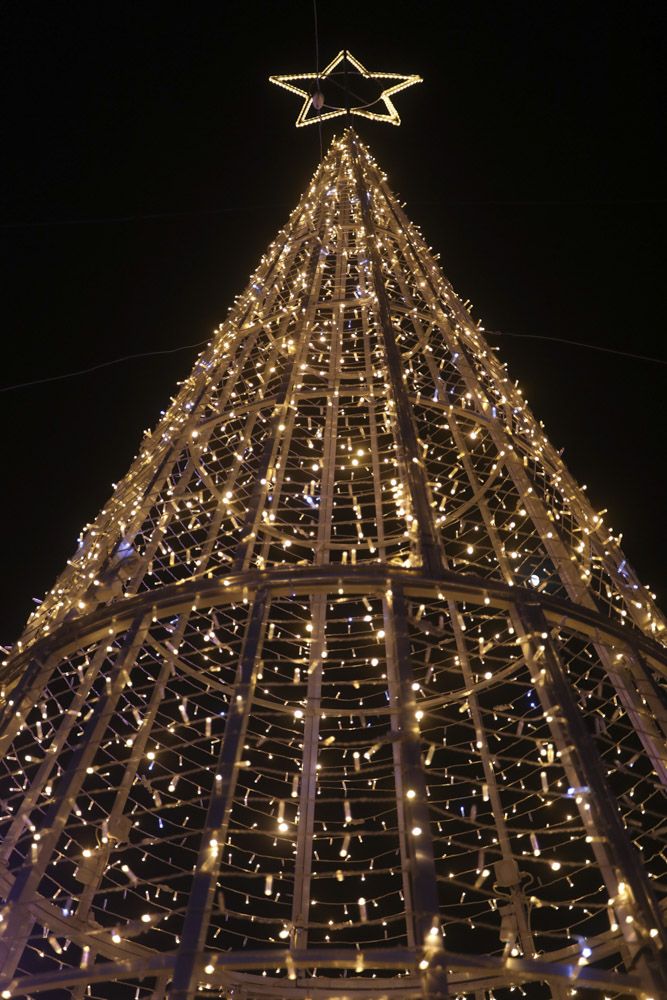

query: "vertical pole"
(291, 593), (325, 952)
(384, 583), (448, 998)
(515, 598), (667, 996)
(349, 133), (444, 579)
(291, 164), (344, 952)
(169, 589), (269, 1000)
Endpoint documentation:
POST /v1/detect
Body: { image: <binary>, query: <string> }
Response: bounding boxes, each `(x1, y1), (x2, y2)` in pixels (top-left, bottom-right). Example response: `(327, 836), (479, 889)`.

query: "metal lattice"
(1, 129), (667, 1000)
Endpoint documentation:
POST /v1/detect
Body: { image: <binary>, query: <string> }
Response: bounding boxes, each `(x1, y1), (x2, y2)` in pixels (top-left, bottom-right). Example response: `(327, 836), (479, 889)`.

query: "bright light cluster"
(269, 50), (422, 127)
(0, 130), (665, 1000)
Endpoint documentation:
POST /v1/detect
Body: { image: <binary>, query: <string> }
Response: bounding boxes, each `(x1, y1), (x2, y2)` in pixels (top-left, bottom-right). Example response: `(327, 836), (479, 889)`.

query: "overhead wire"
(0, 328), (662, 396)
(313, 0), (323, 160)
(3, 199), (666, 231)
(0, 338), (212, 393)
(485, 329), (666, 365)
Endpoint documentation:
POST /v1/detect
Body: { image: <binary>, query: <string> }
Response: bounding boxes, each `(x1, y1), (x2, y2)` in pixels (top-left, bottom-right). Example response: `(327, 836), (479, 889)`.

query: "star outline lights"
(269, 49), (422, 127)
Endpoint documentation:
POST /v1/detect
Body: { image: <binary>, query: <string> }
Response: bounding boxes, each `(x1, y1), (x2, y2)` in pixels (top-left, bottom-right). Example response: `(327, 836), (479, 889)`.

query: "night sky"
(1, 1), (665, 645)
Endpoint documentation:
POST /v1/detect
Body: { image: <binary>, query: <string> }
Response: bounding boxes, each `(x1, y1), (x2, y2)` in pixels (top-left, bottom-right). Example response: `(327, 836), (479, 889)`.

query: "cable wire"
(0, 330), (662, 396)
(4, 199), (666, 231)
(485, 329), (666, 366)
(0, 338), (212, 393)
(313, 0), (323, 160)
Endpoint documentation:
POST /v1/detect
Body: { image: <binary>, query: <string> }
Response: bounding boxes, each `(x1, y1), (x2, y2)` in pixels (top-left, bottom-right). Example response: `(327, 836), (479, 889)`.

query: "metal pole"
(384, 583), (448, 998)
(291, 180), (344, 954)
(349, 131), (444, 579)
(169, 590), (270, 1000)
(515, 598), (667, 996)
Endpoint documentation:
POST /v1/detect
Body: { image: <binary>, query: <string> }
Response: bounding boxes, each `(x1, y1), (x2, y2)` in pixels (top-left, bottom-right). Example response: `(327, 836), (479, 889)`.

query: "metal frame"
(1, 129), (666, 999)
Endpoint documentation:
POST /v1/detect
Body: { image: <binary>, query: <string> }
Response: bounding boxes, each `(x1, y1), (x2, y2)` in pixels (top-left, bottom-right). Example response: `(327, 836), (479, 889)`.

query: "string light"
(269, 50), (422, 127)
(0, 127), (664, 1000)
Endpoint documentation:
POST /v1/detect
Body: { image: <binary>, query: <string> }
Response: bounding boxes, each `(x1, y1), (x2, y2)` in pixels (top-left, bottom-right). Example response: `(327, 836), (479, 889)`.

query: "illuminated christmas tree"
(1, 62), (666, 1000)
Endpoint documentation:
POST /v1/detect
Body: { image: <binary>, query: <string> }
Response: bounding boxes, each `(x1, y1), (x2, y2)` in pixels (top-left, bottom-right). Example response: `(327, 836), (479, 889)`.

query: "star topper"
(269, 49), (422, 127)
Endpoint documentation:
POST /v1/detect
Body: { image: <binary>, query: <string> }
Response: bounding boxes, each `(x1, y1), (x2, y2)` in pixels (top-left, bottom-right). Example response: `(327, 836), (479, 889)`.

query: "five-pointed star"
(269, 50), (422, 127)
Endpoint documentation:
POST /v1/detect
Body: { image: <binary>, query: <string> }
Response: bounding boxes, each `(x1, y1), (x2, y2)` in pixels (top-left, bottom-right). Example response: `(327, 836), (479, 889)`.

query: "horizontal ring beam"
(4, 566), (666, 691)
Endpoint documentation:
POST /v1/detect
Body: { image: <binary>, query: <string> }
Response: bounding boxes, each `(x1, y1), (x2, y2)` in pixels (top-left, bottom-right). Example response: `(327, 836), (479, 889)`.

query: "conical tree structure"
(1, 129), (666, 1000)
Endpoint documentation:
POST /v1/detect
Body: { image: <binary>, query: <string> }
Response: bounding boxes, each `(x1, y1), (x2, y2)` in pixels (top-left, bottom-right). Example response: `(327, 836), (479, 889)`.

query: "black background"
(1, 1), (665, 643)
